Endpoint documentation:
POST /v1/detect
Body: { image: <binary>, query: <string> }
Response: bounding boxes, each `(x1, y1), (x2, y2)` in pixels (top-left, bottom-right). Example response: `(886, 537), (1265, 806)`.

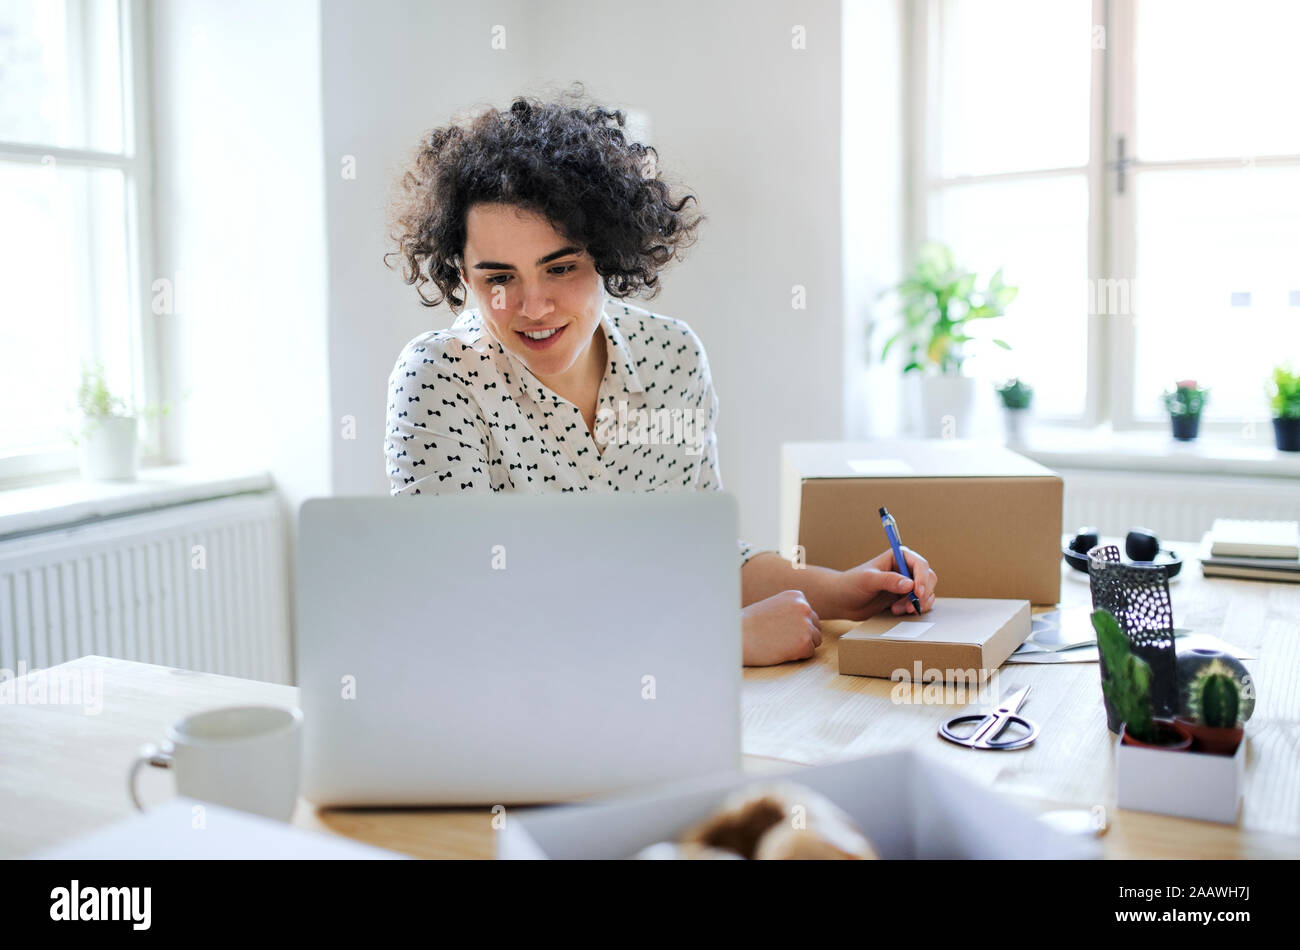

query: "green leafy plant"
(1267, 364), (1300, 419)
(879, 242), (1019, 376)
(1161, 379), (1208, 417)
(1185, 669), (1242, 729)
(995, 378), (1034, 409)
(64, 361), (171, 448)
(1092, 608), (1157, 744)
(77, 361), (131, 419)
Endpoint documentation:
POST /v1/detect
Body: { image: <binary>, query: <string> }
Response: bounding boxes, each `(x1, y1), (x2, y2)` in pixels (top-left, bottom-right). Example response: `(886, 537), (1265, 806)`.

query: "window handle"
(1108, 135), (1135, 194)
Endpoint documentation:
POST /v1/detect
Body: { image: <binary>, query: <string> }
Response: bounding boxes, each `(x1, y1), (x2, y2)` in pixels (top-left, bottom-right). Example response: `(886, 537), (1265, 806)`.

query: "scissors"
(938, 685), (1040, 751)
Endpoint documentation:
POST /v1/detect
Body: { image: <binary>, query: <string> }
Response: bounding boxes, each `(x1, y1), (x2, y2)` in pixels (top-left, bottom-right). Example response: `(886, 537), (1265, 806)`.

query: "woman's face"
(459, 203), (605, 385)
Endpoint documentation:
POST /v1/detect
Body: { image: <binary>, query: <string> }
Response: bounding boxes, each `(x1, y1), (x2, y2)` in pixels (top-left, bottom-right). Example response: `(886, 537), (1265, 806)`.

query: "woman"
(384, 88), (937, 667)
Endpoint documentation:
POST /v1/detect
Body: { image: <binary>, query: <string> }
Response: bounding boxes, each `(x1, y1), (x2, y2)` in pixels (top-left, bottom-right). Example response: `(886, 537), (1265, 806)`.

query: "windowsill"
(1012, 424), (1300, 479)
(0, 465), (275, 540)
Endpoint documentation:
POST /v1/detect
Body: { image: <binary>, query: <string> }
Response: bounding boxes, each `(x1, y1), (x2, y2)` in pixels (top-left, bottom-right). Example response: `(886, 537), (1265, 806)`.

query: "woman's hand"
(741, 590), (823, 666)
(823, 547), (938, 623)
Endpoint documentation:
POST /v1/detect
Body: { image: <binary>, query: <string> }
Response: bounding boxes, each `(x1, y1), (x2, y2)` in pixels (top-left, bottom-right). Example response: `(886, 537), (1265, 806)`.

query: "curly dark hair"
(386, 83), (705, 310)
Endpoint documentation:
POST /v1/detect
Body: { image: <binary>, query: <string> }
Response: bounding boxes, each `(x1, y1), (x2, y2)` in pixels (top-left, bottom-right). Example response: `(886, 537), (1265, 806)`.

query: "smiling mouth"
(516, 324), (568, 349)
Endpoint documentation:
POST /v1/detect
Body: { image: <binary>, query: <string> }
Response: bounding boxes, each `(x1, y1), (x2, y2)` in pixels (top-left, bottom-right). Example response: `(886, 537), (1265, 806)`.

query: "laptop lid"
(297, 491), (741, 806)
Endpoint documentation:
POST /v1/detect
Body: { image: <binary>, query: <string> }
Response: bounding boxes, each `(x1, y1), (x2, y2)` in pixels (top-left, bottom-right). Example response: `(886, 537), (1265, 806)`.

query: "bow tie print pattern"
(383, 302), (755, 568)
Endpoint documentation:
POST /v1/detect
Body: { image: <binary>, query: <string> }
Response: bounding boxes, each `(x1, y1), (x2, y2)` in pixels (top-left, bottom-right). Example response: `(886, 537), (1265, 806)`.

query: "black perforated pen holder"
(1087, 544), (1178, 733)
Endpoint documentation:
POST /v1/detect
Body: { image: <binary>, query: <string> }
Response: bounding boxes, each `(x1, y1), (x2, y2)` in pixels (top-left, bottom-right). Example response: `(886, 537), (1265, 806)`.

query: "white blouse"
(384, 299), (756, 566)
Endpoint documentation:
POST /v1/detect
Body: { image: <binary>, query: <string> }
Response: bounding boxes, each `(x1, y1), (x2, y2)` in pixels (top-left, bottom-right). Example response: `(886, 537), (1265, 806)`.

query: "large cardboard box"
(780, 440), (1063, 605)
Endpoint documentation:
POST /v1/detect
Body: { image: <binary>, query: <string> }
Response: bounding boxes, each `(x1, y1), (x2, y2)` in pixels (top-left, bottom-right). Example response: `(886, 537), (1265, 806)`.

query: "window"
(1120, 0), (1300, 428)
(910, 0), (1300, 434)
(0, 0), (152, 479)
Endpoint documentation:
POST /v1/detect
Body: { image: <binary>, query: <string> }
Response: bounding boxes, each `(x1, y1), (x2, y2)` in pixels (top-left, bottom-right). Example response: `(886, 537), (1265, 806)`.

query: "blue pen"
(878, 507), (922, 613)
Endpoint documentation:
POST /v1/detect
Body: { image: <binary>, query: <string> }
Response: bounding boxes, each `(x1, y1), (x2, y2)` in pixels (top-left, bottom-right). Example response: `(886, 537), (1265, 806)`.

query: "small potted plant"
(1176, 646), (1255, 724)
(1094, 609), (1250, 823)
(1161, 379), (1208, 441)
(1266, 363), (1300, 452)
(1174, 670), (1245, 756)
(1093, 608), (1192, 749)
(995, 378), (1033, 444)
(880, 242), (1018, 438)
(70, 362), (169, 482)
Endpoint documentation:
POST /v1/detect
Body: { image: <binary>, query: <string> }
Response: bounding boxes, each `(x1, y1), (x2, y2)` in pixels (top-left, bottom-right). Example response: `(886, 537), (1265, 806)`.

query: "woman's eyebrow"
(472, 246), (582, 271)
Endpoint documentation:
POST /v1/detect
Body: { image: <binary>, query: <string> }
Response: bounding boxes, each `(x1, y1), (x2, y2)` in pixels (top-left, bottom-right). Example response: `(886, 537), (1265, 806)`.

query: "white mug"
(128, 705), (303, 822)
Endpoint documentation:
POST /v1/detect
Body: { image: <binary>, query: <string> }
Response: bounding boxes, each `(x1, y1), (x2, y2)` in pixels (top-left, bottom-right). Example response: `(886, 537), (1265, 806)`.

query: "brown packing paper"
(838, 597), (1031, 681)
(780, 440), (1064, 605)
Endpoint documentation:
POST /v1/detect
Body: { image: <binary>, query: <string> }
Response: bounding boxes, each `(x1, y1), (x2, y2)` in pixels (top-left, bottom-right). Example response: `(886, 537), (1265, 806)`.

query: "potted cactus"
(1092, 608), (1192, 749)
(1162, 379), (1208, 441)
(995, 378), (1033, 444)
(1267, 363), (1300, 452)
(1175, 667), (1247, 755)
(1176, 647), (1255, 721)
(1097, 616), (1252, 823)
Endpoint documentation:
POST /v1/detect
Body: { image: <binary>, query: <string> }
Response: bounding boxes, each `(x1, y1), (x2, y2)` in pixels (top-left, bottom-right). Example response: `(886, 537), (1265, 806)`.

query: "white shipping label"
(878, 620), (935, 640)
(846, 458), (914, 475)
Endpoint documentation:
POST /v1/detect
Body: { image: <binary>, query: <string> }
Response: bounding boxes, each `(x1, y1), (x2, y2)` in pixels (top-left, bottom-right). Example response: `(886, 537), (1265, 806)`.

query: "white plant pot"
(918, 375), (976, 438)
(1002, 406), (1030, 444)
(1115, 725), (1245, 825)
(79, 415), (139, 482)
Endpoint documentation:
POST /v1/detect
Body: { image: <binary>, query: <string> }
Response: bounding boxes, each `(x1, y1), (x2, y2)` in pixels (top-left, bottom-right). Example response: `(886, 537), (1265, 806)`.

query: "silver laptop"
(296, 492), (741, 806)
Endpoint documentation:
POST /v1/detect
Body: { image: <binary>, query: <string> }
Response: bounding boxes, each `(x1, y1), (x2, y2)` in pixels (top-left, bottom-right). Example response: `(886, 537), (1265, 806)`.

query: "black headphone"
(1062, 526), (1183, 578)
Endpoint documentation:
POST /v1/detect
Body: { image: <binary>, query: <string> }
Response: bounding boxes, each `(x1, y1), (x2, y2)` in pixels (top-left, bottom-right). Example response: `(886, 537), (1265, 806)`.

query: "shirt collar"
(451, 302), (646, 406)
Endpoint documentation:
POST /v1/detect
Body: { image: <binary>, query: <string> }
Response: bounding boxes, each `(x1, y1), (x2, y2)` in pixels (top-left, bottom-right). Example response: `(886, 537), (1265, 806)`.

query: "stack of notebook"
(1199, 518), (1300, 583)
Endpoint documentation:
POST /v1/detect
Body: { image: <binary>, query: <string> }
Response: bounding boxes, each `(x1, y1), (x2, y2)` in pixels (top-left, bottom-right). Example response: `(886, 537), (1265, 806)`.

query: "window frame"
(1106, 0), (1300, 432)
(0, 0), (157, 482)
(905, 0), (1294, 439)
(906, 0), (1106, 429)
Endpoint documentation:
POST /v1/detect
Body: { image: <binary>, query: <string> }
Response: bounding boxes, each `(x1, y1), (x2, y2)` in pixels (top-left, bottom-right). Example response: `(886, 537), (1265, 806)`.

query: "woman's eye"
(483, 264), (573, 286)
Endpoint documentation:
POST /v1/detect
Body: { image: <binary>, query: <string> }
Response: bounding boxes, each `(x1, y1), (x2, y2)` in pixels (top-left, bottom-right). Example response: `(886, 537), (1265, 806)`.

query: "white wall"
(319, 0), (536, 497)
(319, 0), (846, 552)
(150, 0), (331, 591)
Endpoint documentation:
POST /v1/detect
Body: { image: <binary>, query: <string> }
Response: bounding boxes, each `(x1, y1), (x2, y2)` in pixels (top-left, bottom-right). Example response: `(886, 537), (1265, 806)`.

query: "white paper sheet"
(1006, 632), (1255, 665)
(33, 798), (407, 860)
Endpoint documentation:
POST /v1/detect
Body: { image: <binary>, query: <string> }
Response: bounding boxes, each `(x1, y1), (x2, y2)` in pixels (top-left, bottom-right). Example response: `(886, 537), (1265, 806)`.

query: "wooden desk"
(2, 547), (1298, 859)
(744, 547), (1300, 857)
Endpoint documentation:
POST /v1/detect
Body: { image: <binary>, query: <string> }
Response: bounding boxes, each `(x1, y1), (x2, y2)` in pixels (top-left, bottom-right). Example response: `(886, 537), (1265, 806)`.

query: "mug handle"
(128, 742), (174, 811)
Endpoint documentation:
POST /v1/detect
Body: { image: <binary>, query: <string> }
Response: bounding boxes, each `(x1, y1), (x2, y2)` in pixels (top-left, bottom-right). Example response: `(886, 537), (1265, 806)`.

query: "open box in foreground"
(498, 748), (1100, 860)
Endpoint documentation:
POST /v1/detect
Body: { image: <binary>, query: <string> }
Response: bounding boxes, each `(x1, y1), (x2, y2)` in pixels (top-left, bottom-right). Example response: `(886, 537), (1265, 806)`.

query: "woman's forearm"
(740, 551), (843, 617)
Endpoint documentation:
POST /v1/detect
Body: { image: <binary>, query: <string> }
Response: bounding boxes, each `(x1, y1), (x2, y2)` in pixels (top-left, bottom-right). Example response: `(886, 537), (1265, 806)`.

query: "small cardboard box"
(780, 440), (1064, 605)
(496, 749), (1099, 860)
(1115, 730), (1246, 825)
(838, 597), (1031, 680)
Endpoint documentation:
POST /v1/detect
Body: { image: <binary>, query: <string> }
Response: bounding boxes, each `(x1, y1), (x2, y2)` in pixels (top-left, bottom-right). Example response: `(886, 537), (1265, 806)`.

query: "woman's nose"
(519, 284), (555, 320)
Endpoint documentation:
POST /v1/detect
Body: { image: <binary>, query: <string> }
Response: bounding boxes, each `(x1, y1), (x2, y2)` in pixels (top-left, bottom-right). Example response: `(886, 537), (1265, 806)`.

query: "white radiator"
(1058, 468), (1300, 543)
(0, 493), (291, 683)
